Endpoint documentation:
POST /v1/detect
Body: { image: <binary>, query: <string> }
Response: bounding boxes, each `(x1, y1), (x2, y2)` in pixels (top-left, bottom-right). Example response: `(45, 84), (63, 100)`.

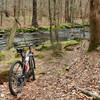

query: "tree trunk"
(6, 0), (20, 49)
(0, 0), (4, 26)
(65, 0), (71, 23)
(53, 0), (59, 43)
(14, 0), (16, 17)
(32, 0), (38, 28)
(6, 19), (18, 49)
(88, 0), (100, 51)
(48, 0), (53, 45)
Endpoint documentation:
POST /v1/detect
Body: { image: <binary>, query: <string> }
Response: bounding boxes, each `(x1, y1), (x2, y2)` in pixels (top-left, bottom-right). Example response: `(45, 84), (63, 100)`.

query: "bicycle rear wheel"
(8, 60), (24, 96)
(29, 56), (35, 80)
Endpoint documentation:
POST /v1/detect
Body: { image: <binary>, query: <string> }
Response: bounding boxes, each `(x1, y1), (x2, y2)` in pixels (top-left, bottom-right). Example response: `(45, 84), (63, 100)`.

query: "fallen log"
(74, 86), (100, 100)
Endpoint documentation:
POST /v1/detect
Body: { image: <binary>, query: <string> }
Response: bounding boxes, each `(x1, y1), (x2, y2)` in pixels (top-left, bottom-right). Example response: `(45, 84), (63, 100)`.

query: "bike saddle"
(16, 48), (24, 54)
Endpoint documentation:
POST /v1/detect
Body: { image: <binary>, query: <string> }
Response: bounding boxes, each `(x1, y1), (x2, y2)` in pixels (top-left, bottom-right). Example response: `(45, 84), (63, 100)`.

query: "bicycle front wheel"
(8, 60), (24, 96)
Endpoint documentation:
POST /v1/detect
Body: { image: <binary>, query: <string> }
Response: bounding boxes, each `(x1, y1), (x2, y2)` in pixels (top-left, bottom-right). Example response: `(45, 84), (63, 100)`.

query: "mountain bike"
(8, 44), (35, 96)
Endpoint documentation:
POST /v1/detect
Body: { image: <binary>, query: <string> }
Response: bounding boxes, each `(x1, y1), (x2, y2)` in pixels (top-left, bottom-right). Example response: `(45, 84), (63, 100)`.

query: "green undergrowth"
(59, 23), (89, 28)
(17, 27), (36, 33)
(39, 23), (89, 30)
(6, 59), (15, 65)
(35, 40), (79, 52)
(0, 50), (6, 61)
(0, 22), (89, 35)
(34, 53), (44, 59)
(38, 26), (50, 30)
(0, 48), (16, 64)
(34, 40), (79, 57)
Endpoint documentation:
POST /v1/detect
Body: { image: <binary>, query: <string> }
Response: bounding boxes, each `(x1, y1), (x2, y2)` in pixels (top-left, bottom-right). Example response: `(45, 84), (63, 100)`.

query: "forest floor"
(0, 40), (100, 100)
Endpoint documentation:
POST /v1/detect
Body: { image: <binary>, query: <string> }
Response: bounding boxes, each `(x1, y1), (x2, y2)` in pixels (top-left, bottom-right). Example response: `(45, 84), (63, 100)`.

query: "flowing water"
(0, 27), (89, 50)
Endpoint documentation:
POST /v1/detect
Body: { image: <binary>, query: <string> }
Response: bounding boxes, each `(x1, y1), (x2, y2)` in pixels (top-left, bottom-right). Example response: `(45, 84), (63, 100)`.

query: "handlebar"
(16, 43), (34, 54)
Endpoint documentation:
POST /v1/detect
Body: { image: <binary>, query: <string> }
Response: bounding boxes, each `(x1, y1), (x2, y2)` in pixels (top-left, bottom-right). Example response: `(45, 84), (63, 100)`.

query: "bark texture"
(32, 0), (38, 28)
(89, 0), (100, 51)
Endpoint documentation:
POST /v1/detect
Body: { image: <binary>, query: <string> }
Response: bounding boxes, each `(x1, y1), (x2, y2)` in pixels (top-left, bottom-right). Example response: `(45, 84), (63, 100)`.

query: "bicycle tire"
(29, 56), (35, 80)
(8, 60), (23, 96)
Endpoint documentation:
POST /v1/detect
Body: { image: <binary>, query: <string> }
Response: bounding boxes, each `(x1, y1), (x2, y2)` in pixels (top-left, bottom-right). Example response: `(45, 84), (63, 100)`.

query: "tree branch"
(74, 86), (100, 100)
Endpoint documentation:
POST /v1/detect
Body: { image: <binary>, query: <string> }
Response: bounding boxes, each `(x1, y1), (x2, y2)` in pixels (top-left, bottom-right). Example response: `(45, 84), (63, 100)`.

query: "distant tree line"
(0, 0), (90, 27)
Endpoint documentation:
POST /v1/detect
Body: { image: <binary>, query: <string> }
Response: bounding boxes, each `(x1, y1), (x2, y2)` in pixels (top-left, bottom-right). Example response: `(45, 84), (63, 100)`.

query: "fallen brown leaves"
(0, 41), (100, 100)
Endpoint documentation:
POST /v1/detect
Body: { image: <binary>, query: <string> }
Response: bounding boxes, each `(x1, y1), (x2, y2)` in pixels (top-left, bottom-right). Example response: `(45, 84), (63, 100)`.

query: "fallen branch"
(74, 86), (100, 100)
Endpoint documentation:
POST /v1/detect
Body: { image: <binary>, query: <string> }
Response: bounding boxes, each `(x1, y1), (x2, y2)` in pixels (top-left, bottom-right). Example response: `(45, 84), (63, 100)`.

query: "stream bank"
(0, 23), (90, 50)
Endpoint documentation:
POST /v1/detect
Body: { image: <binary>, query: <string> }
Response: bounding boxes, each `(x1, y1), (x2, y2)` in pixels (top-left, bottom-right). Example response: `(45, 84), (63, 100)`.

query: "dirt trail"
(0, 41), (100, 100)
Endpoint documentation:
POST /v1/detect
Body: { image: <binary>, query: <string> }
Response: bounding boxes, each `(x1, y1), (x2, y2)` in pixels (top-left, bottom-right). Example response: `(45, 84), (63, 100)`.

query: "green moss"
(61, 40), (78, 46)
(1, 28), (37, 33)
(17, 27), (36, 33)
(63, 23), (82, 28)
(35, 40), (78, 52)
(0, 29), (11, 34)
(0, 50), (5, 61)
(58, 23), (81, 28)
(4, 29), (11, 33)
(61, 23), (89, 28)
(6, 59), (14, 65)
(58, 24), (66, 28)
(38, 26), (50, 30)
(83, 23), (90, 27)
(34, 53), (44, 59)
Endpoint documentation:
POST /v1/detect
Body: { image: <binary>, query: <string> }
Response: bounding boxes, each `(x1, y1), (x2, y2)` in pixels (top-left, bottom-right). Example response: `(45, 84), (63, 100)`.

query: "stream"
(0, 27), (89, 50)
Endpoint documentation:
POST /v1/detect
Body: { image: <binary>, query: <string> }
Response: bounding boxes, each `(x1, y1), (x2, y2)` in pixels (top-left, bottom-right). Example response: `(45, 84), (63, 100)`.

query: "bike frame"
(18, 45), (33, 74)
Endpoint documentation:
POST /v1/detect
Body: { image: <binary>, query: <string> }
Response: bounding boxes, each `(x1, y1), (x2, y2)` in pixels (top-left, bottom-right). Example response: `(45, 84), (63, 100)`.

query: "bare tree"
(32, 0), (38, 28)
(53, 0), (59, 43)
(14, 0), (16, 17)
(6, 0), (21, 49)
(48, 0), (53, 45)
